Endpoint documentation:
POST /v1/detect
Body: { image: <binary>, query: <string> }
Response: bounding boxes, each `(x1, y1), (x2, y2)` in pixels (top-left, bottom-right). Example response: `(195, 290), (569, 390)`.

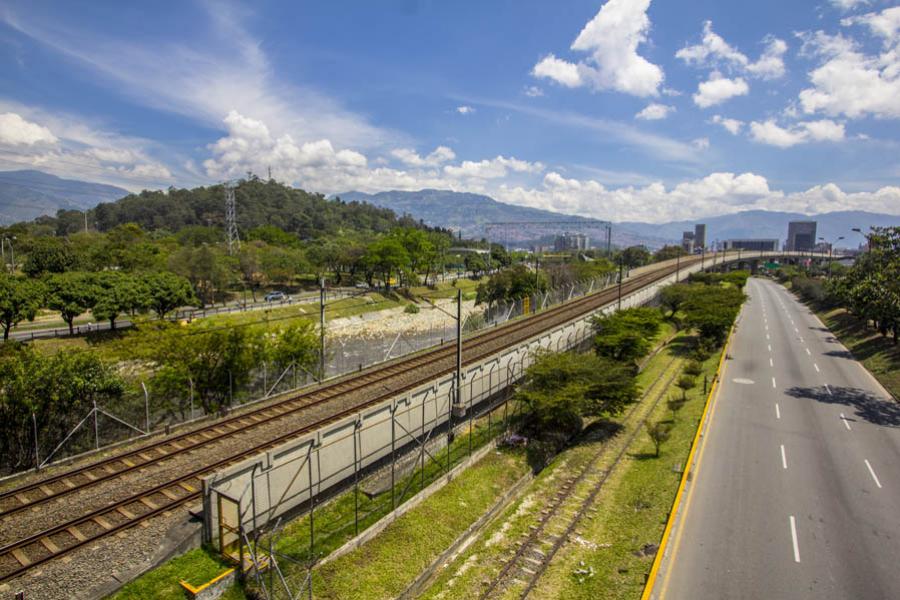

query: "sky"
(0, 0), (898, 223)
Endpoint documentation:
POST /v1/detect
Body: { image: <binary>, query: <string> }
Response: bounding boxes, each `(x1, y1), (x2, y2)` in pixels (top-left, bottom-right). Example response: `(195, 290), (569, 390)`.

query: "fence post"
(189, 377), (195, 421)
(141, 382), (150, 433)
(32, 411), (39, 470)
(93, 400), (100, 449)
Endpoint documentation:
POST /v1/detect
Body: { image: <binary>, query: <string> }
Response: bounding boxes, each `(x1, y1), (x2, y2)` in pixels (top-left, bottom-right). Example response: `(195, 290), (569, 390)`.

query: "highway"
(659, 277), (900, 599)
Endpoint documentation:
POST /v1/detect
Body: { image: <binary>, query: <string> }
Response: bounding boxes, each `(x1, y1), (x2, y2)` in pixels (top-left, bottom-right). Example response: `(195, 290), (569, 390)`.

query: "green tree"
(592, 307), (662, 364)
(22, 237), (78, 276)
(141, 272), (197, 318)
(676, 374), (697, 400)
(681, 285), (745, 346)
(619, 245), (652, 269)
(134, 323), (265, 415)
(0, 344), (124, 471)
(45, 272), (99, 335)
(0, 275), (44, 340)
(92, 272), (145, 330)
(168, 244), (233, 306)
(654, 245), (687, 262)
(364, 236), (409, 291)
(267, 322), (319, 373)
(645, 420), (672, 457)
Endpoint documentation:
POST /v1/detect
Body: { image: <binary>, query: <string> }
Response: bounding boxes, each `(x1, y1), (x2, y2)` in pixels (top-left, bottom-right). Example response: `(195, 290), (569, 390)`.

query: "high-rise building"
(681, 231), (695, 254)
(694, 224), (707, 251)
(553, 232), (590, 252)
(786, 221), (817, 251)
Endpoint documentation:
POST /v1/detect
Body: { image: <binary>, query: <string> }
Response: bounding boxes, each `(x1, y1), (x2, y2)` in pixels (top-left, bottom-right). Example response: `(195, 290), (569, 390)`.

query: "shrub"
(404, 303), (420, 314)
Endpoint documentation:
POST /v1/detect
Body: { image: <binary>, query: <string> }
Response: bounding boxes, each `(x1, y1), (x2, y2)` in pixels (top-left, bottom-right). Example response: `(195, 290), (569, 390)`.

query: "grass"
(416, 331), (698, 600)
(816, 307), (900, 399)
(306, 448), (528, 600)
(106, 547), (244, 600)
(527, 343), (722, 599)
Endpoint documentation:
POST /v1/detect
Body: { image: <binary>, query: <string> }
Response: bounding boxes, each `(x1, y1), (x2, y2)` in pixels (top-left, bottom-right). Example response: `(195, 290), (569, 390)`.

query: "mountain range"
(339, 189), (899, 249)
(1, 171), (895, 249)
(0, 170), (129, 224)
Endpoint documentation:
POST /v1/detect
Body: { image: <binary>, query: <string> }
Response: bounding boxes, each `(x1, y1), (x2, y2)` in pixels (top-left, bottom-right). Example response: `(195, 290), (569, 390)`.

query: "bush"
(684, 360), (704, 377)
(404, 303), (420, 314)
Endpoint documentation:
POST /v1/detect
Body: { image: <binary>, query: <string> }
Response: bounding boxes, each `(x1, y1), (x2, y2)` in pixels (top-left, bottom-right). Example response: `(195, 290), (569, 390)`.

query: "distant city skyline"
(1, 1), (899, 223)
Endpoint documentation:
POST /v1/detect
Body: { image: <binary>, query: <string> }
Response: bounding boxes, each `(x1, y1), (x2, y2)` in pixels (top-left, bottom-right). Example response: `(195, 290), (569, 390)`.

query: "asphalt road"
(658, 277), (900, 599)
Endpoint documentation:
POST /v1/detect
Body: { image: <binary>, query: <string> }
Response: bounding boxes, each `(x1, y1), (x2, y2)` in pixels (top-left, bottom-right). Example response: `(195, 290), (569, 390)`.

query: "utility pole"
(319, 278), (326, 381)
(676, 252), (681, 282)
(606, 225), (612, 257)
(617, 261), (624, 310)
(455, 288), (463, 416)
(83, 210), (88, 234)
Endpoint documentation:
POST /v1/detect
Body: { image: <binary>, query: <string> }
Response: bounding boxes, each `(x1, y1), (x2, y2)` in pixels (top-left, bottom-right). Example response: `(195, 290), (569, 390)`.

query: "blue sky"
(0, 0), (898, 222)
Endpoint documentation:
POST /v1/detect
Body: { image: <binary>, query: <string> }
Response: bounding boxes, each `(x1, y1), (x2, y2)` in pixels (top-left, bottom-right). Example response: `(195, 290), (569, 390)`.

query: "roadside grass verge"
(527, 341), (722, 599)
(817, 307), (900, 399)
(417, 332), (693, 600)
(106, 547), (244, 600)
(305, 448), (528, 600)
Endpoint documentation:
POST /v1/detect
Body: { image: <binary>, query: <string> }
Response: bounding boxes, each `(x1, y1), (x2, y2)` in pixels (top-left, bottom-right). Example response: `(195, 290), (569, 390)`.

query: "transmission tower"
(225, 180), (240, 255)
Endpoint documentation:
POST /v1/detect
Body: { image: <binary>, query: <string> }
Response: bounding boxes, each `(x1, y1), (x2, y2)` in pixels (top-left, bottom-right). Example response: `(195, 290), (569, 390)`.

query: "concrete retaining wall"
(203, 264), (700, 543)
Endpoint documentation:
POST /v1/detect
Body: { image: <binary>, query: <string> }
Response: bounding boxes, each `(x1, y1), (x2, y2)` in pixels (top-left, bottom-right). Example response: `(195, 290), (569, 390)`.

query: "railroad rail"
(476, 357), (682, 599)
(0, 256), (701, 584)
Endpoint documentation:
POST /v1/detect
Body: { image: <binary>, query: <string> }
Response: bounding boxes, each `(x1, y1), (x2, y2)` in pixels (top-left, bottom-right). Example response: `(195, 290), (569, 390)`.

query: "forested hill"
(76, 178), (423, 239)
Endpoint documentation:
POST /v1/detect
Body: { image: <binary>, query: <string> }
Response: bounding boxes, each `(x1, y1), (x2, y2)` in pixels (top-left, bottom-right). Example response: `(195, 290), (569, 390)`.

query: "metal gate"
(218, 493), (242, 562)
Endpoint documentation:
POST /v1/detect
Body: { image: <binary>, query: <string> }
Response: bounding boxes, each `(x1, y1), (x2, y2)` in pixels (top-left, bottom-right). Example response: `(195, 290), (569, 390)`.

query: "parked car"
(354, 281), (369, 289)
(264, 291), (288, 302)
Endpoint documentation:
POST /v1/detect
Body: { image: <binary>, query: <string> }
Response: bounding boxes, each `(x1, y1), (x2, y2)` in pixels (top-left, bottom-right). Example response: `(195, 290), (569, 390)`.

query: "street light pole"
(617, 261), (624, 310)
(319, 278), (326, 381)
(456, 288), (463, 414)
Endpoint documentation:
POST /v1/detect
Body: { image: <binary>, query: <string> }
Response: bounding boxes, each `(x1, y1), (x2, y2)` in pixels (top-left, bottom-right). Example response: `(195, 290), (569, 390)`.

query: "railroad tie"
(160, 488), (179, 501)
(168, 441), (183, 450)
(61, 478), (77, 489)
(40, 537), (60, 554)
(39, 484), (55, 497)
(10, 548), (31, 567)
(66, 525), (87, 541)
(116, 506), (136, 519)
(93, 515), (113, 530)
(14, 492), (30, 505)
(103, 464), (117, 474)
(137, 452), (154, 461)
(83, 471), (98, 481)
(178, 482), (196, 493)
(139, 497), (158, 510)
(120, 458), (136, 468)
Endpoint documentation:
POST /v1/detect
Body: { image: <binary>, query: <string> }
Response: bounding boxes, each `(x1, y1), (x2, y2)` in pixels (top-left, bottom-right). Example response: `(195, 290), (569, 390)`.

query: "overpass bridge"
(0, 250), (832, 596)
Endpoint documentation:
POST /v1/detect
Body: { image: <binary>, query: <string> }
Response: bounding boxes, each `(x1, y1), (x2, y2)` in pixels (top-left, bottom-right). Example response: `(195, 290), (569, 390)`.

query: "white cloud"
(524, 85), (545, 97)
(830, 0), (870, 12)
(443, 156), (544, 179)
(711, 115), (744, 134)
(391, 146), (456, 167)
(746, 37), (788, 79)
(749, 119), (845, 147)
(0, 102), (177, 189)
(1, 4), (399, 151)
(692, 137), (711, 150)
(493, 171), (900, 223)
(677, 21), (786, 82)
(532, 55), (582, 88)
(693, 74), (749, 107)
(532, 0), (663, 97)
(0, 112), (58, 145)
(676, 21), (749, 69)
(456, 105), (475, 115)
(635, 103), (675, 120)
(842, 6), (900, 43)
(797, 14), (900, 119)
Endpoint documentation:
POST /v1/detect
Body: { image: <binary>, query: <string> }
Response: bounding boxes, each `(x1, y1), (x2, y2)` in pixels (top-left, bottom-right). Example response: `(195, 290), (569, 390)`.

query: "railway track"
(0, 257), (699, 584)
(478, 356), (684, 599)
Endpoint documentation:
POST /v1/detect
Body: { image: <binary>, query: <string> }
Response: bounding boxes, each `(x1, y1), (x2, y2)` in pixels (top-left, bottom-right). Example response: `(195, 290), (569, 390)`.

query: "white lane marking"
(770, 357), (774, 367)
(766, 333), (770, 340)
(790, 516), (801, 563)
(799, 336), (804, 343)
(776, 403), (781, 419)
(814, 363), (820, 373)
(805, 348), (811, 356)
(768, 344), (772, 352)
(781, 444), (788, 469)
(865, 459), (883, 489)
(840, 413), (851, 431)
(825, 384), (832, 395)
(765, 325), (769, 331)
(772, 377), (777, 389)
